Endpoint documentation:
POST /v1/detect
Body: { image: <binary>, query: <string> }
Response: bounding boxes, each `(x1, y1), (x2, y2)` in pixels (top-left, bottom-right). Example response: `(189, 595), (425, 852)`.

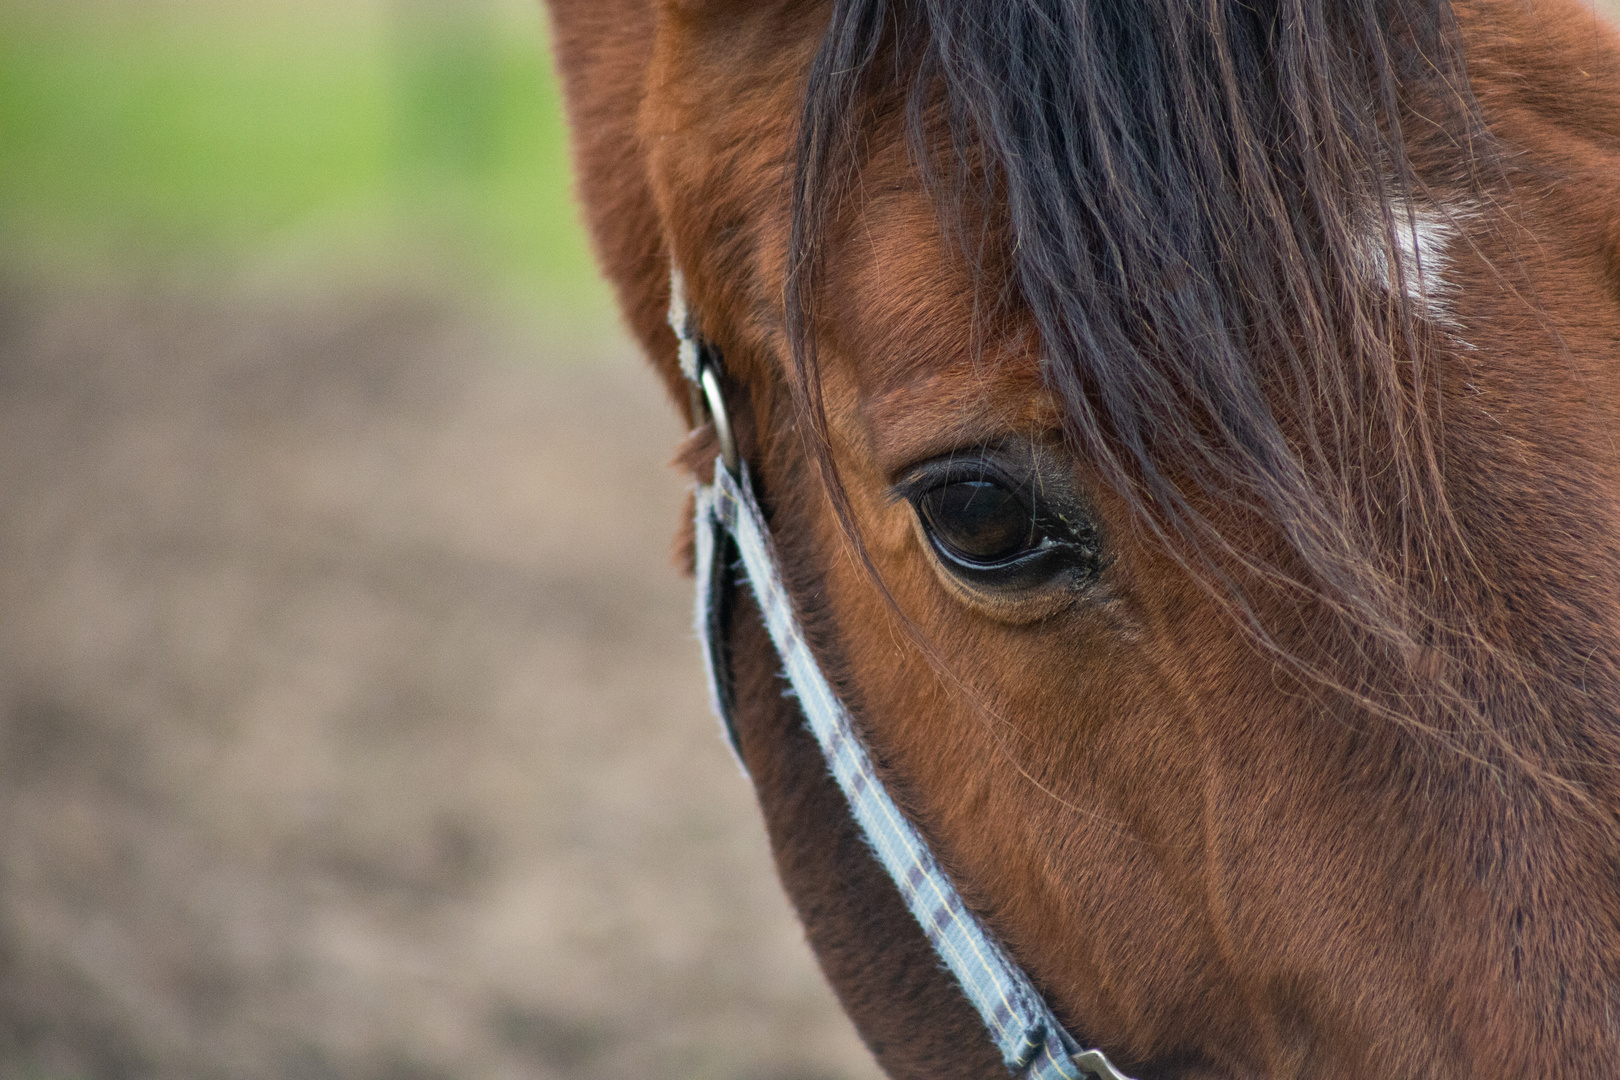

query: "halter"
(672, 268), (1134, 1080)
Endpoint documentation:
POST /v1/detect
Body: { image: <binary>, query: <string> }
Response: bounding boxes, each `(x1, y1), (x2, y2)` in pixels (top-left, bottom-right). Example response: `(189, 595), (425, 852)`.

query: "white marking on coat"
(1364, 197), (1470, 326)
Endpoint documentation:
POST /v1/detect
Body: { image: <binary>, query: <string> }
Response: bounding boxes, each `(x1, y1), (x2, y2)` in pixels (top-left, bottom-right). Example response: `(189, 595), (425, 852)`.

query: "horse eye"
(901, 456), (1100, 598)
(917, 480), (1039, 567)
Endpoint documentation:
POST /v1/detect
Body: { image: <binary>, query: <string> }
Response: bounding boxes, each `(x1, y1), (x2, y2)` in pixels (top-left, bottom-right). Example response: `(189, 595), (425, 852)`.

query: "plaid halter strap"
(672, 268), (1134, 1080)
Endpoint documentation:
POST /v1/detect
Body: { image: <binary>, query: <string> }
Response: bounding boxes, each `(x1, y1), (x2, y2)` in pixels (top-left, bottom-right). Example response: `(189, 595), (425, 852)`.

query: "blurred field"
(0, 0), (607, 327)
(0, 2), (880, 1078)
(0, 277), (882, 1080)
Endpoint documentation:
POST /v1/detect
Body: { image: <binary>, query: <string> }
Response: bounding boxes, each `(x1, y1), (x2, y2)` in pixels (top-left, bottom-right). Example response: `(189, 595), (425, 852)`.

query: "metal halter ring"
(698, 358), (740, 477)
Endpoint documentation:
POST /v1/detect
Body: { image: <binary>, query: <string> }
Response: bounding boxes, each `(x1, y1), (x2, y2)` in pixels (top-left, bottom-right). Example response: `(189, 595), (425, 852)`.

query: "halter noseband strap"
(672, 267), (1133, 1080)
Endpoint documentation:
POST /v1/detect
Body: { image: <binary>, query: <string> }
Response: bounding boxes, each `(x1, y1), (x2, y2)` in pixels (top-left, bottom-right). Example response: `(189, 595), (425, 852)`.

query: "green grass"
(0, 2), (610, 326)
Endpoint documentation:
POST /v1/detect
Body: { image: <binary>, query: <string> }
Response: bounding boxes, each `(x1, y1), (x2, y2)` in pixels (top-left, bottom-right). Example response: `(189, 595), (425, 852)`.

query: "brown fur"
(545, 0), (1620, 1076)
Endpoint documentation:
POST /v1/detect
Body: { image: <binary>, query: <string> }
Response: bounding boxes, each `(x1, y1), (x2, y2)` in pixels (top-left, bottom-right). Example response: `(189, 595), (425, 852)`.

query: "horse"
(543, 0), (1620, 1075)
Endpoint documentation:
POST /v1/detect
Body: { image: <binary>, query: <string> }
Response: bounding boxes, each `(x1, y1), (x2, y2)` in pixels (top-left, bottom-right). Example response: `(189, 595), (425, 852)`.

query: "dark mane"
(788, 0), (1508, 739)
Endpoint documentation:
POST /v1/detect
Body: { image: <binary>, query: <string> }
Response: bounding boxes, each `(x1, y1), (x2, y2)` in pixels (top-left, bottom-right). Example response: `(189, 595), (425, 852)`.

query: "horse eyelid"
(888, 452), (1020, 500)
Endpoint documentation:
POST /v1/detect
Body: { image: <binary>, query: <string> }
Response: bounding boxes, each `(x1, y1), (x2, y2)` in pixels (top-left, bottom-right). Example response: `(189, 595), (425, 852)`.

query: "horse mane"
(786, 0), (1531, 754)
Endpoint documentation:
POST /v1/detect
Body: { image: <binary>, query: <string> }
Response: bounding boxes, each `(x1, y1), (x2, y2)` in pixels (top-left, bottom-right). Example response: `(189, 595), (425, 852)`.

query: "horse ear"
(547, 0), (829, 421)
(545, 0), (687, 419)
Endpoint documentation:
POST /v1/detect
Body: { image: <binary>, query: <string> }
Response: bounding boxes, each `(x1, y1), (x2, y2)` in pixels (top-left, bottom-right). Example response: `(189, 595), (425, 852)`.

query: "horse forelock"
(785, 0), (1617, 768)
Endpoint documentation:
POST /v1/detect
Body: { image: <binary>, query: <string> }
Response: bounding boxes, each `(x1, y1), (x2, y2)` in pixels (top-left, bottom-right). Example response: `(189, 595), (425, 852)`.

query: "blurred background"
(0, 1), (882, 1077)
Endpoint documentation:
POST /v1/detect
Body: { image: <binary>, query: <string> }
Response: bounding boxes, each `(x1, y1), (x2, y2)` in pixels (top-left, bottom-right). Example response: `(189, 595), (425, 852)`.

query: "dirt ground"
(0, 278), (884, 1080)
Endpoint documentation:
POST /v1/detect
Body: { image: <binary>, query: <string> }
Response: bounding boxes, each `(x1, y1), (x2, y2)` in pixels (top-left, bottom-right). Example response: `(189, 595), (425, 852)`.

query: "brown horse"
(545, 0), (1620, 1076)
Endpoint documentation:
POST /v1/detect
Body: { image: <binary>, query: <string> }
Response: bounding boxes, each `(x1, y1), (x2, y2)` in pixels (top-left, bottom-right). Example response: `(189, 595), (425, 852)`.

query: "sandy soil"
(0, 279), (883, 1080)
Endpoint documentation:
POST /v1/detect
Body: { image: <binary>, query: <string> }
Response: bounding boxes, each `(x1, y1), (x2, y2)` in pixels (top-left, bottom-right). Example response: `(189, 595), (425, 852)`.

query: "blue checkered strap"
(692, 458), (1133, 1080)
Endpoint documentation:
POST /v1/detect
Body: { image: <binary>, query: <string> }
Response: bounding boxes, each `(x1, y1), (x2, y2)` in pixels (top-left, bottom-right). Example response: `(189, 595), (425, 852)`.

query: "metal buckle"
(697, 355), (740, 477)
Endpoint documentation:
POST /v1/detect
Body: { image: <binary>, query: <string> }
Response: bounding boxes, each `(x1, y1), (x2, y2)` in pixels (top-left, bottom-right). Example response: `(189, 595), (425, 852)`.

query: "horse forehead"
(846, 360), (1055, 476)
(829, 198), (1053, 468)
(814, 173), (1057, 468)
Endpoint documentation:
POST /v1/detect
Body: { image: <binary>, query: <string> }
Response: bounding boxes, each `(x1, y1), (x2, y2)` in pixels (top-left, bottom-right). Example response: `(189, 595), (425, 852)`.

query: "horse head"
(547, 0), (1620, 1075)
